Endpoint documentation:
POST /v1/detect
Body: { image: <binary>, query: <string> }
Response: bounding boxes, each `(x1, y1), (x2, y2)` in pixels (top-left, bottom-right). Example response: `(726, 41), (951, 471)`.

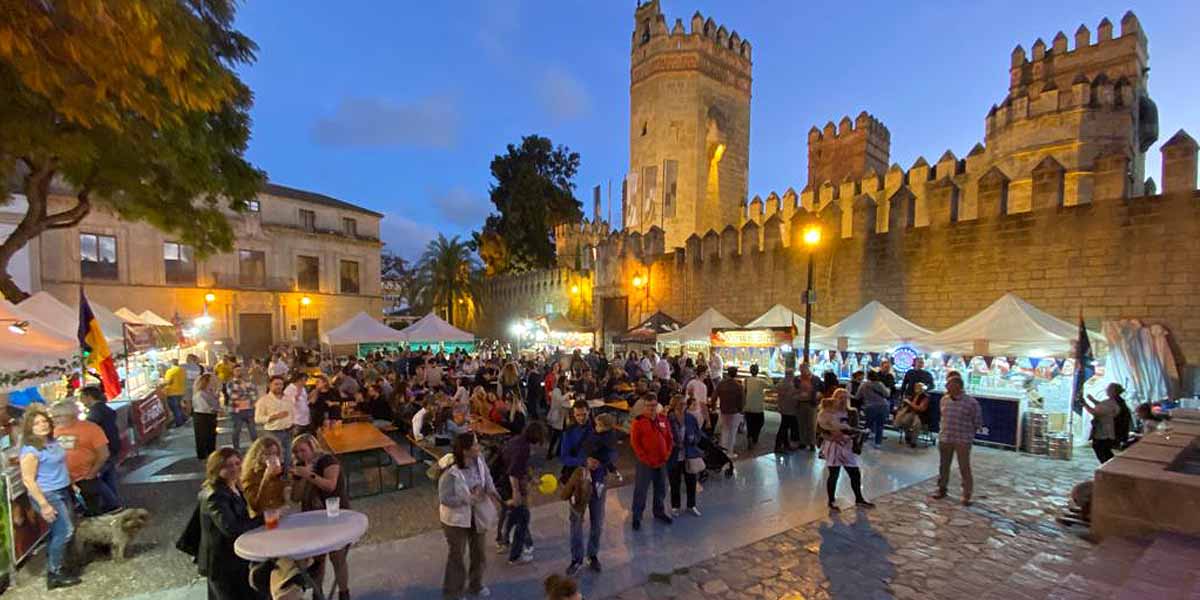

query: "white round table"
(235, 510), (368, 561)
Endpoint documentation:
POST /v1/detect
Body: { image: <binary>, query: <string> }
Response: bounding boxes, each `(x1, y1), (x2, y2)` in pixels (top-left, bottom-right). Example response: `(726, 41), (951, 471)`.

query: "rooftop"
(261, 182), (383, 218)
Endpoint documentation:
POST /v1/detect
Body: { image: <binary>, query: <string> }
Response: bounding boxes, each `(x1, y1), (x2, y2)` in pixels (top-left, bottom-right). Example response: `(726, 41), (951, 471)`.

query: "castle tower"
(984, 12), (1159, 203)
(628, 0), (752, 250)
(807, 111), (891, 190)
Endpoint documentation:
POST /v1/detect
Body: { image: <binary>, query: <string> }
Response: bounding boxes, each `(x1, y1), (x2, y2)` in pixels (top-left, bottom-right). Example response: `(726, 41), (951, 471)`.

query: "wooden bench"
(406, 433), (448, 462)
(322, 422), (417, 496)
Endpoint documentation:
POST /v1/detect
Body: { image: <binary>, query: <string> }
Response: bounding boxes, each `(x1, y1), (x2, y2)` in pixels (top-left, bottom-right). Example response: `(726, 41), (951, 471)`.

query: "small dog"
(72, 508), (150, 561)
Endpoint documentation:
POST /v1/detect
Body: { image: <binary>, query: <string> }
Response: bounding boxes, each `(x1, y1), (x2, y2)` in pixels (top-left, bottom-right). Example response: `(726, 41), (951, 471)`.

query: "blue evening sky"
(234, 1), (1199, 260)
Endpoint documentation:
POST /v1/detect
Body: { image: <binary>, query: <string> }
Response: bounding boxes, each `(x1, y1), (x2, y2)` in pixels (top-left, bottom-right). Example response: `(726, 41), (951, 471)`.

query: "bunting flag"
(1072, 314), (1094, 415)
(79, 291), (122, 399)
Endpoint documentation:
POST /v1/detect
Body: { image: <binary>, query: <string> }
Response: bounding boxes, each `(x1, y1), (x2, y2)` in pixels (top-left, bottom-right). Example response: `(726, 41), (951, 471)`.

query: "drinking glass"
(264, 508), (281, 530)
(325, 496), (340, 518)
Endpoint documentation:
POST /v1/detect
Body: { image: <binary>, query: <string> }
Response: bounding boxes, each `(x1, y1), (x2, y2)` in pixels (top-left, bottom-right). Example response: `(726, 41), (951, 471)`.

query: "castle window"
(641, 20), (650, 45)
(949, 193), (960, 223)
(906, 196), (916, 229)
(641, 122), (648, 136)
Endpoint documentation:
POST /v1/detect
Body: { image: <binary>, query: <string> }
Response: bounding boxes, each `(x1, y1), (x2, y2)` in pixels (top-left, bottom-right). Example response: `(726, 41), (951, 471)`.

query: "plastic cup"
(264, 508), (281, 530)
(325, 496), (340, 518)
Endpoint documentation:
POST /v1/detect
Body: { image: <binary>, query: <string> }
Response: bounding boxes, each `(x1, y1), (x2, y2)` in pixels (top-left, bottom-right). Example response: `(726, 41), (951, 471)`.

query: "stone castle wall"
(592, 163), (1200, 363)
(478, 268), (594, 340)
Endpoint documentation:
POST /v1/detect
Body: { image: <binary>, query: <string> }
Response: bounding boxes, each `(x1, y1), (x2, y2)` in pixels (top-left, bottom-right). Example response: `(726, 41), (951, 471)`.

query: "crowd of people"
(11, 340), (1146, 599)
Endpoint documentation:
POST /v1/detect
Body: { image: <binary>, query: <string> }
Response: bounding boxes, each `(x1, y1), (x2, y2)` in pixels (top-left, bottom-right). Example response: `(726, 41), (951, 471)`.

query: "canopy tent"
(746, 303), (827, 334)
(322, 312), (407, 345)
(815, 300), (934, 352)
(1102, 320), (1178, 403)
(138, 310), (175, 327)
(20, 291), (124, 344)
(922, 293), (1103, 358)
(539, 312), (591, 333)
(396, 312), (475, 343)
(614, 310), (682, 345)
(658, 308), (739, 345)
(114, 308), (145, 324)
(0, 299), (77, 373)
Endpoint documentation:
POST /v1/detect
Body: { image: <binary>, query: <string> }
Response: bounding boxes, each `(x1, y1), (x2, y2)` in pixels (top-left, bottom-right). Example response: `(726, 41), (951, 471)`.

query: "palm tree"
(416, 234), (480, 328)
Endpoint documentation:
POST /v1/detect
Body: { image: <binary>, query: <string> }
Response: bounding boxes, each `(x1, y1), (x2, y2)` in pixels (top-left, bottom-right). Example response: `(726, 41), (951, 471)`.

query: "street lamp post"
(801, 225), (821, 365)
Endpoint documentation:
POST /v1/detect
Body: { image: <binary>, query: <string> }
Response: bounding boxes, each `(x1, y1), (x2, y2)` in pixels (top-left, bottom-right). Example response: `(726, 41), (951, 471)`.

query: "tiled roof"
(261, 182), (383, 218)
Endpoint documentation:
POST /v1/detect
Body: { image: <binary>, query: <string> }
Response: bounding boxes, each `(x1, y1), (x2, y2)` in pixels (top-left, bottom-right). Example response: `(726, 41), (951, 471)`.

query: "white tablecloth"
(234, 510), (368, 561)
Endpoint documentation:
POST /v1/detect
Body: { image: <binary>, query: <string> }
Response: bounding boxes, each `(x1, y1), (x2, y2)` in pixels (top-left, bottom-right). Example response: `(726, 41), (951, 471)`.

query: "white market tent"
(0, 298), (77, 373)
(20, 291), (124, 344)
(815, 300), (934, 352)
(321, 312), (407, 345)
(746, 303), (826, 334)
(922, 293), (1102, 358)
(114, 308), (145, 324)
(396, 312), (474, 343)
(138, 310), (175, 327)
(658, 308), (739, 345)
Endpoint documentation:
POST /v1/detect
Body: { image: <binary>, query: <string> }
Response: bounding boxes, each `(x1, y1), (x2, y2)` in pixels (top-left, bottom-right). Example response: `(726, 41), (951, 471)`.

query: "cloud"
(476, 0), (521, 64)
(432, 186), (491, 227)
(380, 214), (439, 260)
(537, 67), (592, 122)
(311, 96), (459, 149)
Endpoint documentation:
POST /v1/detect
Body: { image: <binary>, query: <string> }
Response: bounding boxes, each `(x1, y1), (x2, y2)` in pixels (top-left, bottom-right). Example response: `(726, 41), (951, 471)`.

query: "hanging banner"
(123, 323), (179, 353)
(131, 389), (169, 443)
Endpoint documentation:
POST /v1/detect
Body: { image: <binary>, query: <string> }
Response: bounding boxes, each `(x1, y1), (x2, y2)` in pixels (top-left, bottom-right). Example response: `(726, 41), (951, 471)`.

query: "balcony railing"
(210, 272), (296, 292)
(260, 220), (381, 243)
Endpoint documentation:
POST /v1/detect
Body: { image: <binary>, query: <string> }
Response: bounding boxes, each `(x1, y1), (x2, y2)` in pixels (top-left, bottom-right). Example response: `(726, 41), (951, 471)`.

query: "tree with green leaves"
(475, 135), (582, 275)
(0, 0), (263, 301)
(416, 235), (481, 328)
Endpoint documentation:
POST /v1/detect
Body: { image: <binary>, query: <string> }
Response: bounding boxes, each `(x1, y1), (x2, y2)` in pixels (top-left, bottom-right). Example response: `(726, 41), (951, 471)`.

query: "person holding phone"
(291, 434), (351, 600)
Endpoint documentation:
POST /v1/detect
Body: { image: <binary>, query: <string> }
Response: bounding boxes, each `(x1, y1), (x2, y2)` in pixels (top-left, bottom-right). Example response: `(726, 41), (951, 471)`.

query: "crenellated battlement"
(806, 110), (891, 190)
(1008, 12), (1147, 99)
(631, 1), (752, 94)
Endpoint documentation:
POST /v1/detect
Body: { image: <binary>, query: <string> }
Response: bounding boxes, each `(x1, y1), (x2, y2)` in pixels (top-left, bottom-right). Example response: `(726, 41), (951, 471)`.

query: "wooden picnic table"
(468, 415), (511, 436)
(320, 422), (416, 496)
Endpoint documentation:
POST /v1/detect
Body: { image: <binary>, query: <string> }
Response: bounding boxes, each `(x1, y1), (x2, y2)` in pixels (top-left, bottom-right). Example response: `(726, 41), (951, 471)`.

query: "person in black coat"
(198, 447), (262, 600)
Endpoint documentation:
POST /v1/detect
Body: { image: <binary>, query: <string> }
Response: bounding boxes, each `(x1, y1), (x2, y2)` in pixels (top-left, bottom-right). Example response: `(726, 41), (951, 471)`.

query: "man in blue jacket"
(559, 401), (593, 479)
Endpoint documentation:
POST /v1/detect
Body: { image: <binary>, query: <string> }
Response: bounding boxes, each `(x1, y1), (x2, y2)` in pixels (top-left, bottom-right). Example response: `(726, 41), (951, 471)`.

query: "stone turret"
(629, 0), (752, 250)
(807, 111), (890, 191)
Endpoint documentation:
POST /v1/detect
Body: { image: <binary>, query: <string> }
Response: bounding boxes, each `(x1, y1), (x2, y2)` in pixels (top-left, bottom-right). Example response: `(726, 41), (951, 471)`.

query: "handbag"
(850, 429), (868, 455)
(685, 457), (706, 474)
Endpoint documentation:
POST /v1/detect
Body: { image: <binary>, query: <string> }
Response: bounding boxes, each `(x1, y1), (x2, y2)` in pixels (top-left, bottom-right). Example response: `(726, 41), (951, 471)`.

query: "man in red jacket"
(630, 394), (674, 530)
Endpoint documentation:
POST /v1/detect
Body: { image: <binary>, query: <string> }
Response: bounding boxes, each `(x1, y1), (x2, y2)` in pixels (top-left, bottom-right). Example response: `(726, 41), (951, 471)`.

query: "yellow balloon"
(538, 473), (558, 495)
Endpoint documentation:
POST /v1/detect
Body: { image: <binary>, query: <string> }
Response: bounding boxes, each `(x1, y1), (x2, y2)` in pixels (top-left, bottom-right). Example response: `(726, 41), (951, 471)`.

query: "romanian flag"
(79, 291), (122, 399)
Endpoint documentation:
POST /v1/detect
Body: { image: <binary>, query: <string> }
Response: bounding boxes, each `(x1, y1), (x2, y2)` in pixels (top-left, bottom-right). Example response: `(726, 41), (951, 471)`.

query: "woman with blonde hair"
(241, 436), (288, 518)
(817, 389), (873, 512)
(291, 434), (352, 600)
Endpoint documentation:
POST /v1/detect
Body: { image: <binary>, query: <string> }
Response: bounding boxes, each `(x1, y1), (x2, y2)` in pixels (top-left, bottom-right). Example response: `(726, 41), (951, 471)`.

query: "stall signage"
(123, 323), (178, 352)
(131, 390), (169, 440)
(891, 345), (919, 372)
(710, 328), (793, 348)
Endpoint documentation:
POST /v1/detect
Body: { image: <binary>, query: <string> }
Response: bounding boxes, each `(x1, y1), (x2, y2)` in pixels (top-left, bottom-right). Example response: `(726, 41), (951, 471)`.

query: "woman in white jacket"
(439, 432), (500, 599)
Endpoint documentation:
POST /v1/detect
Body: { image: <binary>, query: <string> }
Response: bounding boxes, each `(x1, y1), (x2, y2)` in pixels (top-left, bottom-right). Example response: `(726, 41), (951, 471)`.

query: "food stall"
(919, 294), (1107, 451)
(0, 299), (77, 580)
(323, 311), (410, 356)
(522, 313), (593, 354)
(710, 326), (796, 377)
(657, 308), (739, 360)
(809, 301), (933, 380)
(395, 312), (477, 354)
(612, 311), (681, 352)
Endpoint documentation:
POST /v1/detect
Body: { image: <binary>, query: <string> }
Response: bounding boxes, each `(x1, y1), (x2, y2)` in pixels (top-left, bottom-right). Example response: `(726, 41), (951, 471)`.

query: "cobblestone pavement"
(609, 448), (1103, 600)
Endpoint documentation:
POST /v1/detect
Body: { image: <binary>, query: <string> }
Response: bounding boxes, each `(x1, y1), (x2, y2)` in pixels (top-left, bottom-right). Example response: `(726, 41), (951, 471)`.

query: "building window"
(80, 233), (118, 280)
(299, 209), (316, 232)
(297, 255), (320, 291)
(163, 242), (196, 285)
(339, 260), (360, 294)
(238, 249), (266, 287)
(246, 200), (261, 212)
(342, 217), (357, 236)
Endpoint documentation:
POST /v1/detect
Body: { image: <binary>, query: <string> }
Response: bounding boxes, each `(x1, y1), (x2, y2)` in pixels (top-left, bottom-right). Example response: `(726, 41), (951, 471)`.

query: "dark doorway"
(302, 319), (319, 346)
(238, 313), (273, 360)
(602, 296), (629, 346)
